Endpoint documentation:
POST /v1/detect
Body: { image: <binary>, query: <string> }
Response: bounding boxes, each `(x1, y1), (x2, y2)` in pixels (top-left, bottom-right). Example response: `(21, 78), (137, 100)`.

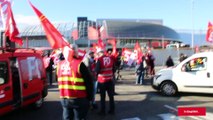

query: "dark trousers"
(98, 81), (115, 113)
(60, 98), (89, 120)
(46, 70), (52, 85)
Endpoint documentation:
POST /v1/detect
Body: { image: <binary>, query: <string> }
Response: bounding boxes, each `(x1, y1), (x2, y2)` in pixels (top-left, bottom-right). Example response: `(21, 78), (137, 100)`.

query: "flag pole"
(87, 21), (90, 49)
(161, 35), (164, 49)
(26, 37), (28, 48)
(73, 22), (75, 44)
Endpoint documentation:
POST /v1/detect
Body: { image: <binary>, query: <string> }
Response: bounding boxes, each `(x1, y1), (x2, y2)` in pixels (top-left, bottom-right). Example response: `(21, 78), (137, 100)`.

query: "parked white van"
(152, 52), (213, 96)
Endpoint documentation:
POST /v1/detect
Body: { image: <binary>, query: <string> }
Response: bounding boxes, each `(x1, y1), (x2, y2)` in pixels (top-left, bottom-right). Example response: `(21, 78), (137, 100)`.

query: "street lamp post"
(191, 0), (195, 48)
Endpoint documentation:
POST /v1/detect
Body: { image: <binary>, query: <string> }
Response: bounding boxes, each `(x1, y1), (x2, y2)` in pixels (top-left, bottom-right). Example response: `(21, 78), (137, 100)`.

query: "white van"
(152, 52), (213, 96)
(166, 44), (178, 49)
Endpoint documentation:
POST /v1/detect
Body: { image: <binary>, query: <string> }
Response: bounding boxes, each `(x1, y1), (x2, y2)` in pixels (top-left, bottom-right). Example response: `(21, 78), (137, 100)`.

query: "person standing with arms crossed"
(96, 49), (115, 115)
(57, 44), (93, 120)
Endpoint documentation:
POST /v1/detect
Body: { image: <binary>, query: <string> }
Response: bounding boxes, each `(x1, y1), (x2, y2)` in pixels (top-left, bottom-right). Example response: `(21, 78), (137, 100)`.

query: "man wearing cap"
(57, 44), (93, 120)
(95, 49), (115, 115)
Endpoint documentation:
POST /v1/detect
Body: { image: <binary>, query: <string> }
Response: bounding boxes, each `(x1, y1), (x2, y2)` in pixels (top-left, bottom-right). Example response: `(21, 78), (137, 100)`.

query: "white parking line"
(121, 117), (141, 120)
(158, 113), (180, 120)
(164, 105), (178, 112)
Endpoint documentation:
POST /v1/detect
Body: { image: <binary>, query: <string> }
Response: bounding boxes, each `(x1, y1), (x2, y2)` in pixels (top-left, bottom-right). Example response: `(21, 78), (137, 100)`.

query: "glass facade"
(18, 19), (181, 48)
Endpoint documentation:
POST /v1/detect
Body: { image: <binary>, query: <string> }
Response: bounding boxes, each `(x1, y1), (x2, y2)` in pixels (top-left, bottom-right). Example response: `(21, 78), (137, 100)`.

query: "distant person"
(179, 53), (187, 62)
(115, 53), (122, 81)
(166, 56), (174, 67)
(147, 52), (155, 76)
(45, 51), (54, 85)
(135, 56), (146, 85)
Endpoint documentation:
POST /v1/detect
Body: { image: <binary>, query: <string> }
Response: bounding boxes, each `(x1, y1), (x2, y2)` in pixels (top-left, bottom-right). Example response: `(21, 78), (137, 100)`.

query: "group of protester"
(135, 51), (156, 85)
(43, 44), (123, 120)
(42, 45), (163, 120)
(135, 51), (190, 86)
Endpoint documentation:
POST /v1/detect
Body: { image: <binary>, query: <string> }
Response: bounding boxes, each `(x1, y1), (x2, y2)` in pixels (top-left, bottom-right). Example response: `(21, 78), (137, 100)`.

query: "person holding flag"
(57, 44), (94, 120)
(28, 1), (93, 119)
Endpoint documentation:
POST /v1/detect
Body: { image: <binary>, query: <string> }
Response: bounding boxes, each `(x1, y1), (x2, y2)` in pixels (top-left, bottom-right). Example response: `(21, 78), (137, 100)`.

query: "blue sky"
(12, 0), (213, 31)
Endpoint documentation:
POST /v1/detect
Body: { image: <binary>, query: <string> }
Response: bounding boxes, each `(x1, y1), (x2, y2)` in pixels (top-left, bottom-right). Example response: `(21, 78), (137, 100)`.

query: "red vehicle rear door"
(0, 59), (13, 115)
(18, 56), (44, 106)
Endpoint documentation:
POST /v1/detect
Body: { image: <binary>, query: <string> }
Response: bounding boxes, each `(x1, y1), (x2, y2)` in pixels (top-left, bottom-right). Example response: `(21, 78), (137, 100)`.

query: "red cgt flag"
(134, 41), (143, 64)
(88, 26), (98, 40)
(28, 1), (69, 49)
(4, 1), (23, 46)
(97, 39), (106, 50)
(206, 22), (213, 43)
(107, 38), (118, 57)
(71, 29), (78, 40)
(99, 24), (108, 40)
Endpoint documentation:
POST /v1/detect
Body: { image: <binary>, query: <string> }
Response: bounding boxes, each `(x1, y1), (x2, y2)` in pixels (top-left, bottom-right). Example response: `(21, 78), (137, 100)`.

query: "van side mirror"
(0, 78), (5, 85)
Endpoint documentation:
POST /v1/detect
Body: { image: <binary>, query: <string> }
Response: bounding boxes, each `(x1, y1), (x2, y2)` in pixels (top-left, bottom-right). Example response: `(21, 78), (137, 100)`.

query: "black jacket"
(79, 62), (94, 101)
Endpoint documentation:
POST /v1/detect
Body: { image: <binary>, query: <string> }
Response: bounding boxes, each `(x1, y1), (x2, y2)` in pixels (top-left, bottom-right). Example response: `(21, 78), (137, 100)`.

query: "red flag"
(99, 24), (108, 40)
(4, 2), (23, 46)
(134, 41), (143, 64)
(71, 29), (78, 40)
(97, 39), (106, 50)
(92, 43), (99, 53)
(26, 37), (29, 48)
(206, 22), (213, 43)
(29, 1), (69, 49)
(88, 26), (98, 40)
(107, 38), (117, 57)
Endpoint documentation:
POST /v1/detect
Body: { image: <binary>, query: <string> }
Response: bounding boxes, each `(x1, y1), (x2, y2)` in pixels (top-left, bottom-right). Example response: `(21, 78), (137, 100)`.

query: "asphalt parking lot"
(2, 66), (213, 120)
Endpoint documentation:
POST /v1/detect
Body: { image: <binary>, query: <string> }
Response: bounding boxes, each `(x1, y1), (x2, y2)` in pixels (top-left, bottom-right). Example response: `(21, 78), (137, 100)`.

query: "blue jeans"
(136, 72), (144, 85)
(92, 81), (98, 104)
(60, 98), (89, 120)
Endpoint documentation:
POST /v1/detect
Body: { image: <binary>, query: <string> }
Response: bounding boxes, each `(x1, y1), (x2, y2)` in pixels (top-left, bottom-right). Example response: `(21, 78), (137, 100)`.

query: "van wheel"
(33, 98), (43, 109)
(160, 82), (177, 96)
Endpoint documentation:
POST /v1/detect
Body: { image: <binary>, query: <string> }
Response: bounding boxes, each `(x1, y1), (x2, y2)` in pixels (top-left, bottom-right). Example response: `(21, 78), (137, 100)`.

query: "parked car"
(0, 48), (48, 116)
(152, 52), (213, 96)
